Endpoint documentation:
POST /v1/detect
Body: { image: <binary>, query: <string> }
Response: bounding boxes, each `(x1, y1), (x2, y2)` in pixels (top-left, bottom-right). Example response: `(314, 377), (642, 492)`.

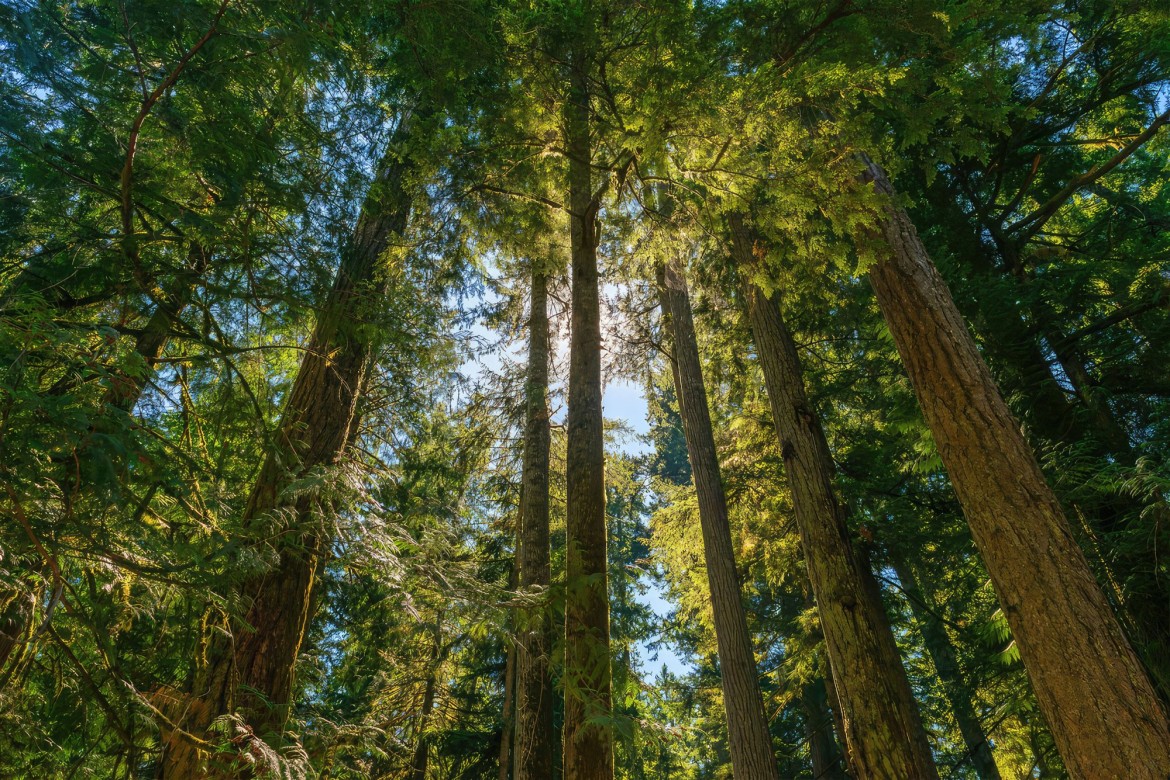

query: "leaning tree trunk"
(159, 134), (415, 778)
(889, 554), (1001, 780)
(105, 242), (210, 411)
(932, 192), (1170, 700)
(514, 266), (556, 780)
(561, 25), (614, 777)
(657, 258), (782, 780)
(0, 242), (209, 695)
(860, 157), (1170, 778)
(731, 214), (939, 780)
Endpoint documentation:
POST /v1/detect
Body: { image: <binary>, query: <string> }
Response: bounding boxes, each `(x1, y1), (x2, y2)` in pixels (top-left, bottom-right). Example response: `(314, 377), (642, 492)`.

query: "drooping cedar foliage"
(2, 1), (1168, 778)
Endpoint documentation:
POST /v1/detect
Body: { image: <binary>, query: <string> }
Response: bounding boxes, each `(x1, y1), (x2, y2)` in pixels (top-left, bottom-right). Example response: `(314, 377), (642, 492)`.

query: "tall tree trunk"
(562, 25), (614, 776)
(499, 617), (516, 780)
(515, 267), (556, 780)
(657, 258), (782, 780)
(800, 677), (848, 780)
(411, 625), (444, 780)
(889, 555), (1001, 780)
(159, 133), (415, 778)
(932, 190), (1170, 699)
(731, 214), (939, 780)
(860, 157), (1170, 778)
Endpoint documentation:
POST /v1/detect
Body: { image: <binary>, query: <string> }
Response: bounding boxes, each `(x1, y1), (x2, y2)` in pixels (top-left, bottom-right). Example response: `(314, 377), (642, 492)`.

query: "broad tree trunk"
(561, 26), (614, 778)
(159, 134), (415, 778)
(657, 258), (782, 780)
(934, 197), (1170, 699)
(731, 214), (939, 780)
(889, 555), (1001, 780)
(861, 157), (1170, 778)
(514, 267), (556, 780)
(800, 677), (848, 780)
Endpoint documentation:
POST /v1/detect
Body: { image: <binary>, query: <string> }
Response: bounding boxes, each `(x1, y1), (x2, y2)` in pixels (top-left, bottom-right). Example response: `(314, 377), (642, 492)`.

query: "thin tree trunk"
(800, 677), (848, 780)
(889, 555), (1001, 780)
(731, 213), (939, 780)
(412, 626), (444, 780)
(1, 242), (209, 696)
(657, 258), (782, 780)
(160, 131), (415, 778)
(860, 156), (1170, 778)
(515, 267), (556, 780)
(499, 622), (516, 780)
(107, 242), (210, 412)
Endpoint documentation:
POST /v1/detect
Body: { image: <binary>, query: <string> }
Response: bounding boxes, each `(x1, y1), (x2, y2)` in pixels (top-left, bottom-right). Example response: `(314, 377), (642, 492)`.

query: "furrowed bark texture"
(657, 258), (782, 780)
(861, 157), (1170, 778)
(562, 28), (614, 778)
(890, 555), (1001, 780)
(160, 140), (413, 778)
(944, 205), (1170, 701)
(515, 268), (556, 780)
(731, 214), (939, 780)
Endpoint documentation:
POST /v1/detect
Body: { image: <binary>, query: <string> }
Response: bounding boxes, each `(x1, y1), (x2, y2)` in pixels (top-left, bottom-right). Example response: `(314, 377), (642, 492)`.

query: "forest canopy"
(1, 0), (1169, 777)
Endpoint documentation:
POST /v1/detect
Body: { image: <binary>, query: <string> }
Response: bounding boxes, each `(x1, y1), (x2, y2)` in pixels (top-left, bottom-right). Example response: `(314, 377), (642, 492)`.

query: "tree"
(861, 156), (1170, 777)
(657, 256), (782, 780)
(562, 16), (617, 771)
(731, 215), (939, 780)
(513, 261), (556, 780)
(161, 123), (419, 775)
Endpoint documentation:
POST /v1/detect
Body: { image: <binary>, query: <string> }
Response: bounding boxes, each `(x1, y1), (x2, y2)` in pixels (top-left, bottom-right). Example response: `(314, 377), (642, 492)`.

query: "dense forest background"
(1, 0), (1168, 777)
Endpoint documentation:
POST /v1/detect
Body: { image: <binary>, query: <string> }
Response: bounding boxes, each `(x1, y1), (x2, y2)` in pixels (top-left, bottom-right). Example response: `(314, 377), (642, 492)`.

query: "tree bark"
(411, 625), (444, 780)
(159, 131), (415, 778)
(889, 555), (1001, 780)
(731, 213), (939, 780)
(107, 242), (210, 412)
(657, 258), (782, 780)
(514, 267), (556, 780)
(931, 190), (1170, 700)
(860, 156), (1170, 778)
(561, 23), (615, 777)
(800, 677), (848, 780)
(499, 625), (516, 780)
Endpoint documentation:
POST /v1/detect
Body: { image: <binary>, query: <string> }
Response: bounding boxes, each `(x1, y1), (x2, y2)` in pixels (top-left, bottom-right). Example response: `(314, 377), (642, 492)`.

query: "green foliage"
(1, 0), (1167, 776)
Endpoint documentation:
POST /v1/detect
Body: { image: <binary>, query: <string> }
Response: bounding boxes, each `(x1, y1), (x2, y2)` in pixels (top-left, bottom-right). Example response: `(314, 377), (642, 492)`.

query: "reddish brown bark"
(861, 157), (1170, 778)
(159, 137), (415, 777)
